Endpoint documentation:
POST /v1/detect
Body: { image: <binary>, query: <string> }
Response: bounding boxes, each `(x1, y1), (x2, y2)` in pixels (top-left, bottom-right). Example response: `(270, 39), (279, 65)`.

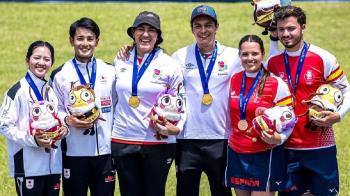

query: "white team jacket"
(0, 71), (62, 177)
(50, 58), (116, 157)
(112, 48), (186, 144)
(172, 42), (242, 139)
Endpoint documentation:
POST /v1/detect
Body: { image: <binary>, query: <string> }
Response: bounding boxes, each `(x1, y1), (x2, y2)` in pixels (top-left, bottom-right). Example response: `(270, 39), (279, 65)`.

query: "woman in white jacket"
(112, 11), (185, 196)
(0, 41), (67, 196)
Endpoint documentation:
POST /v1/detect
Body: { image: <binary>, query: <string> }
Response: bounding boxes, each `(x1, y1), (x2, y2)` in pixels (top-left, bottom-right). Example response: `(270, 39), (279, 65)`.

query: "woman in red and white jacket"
(225, 35), (294, 196)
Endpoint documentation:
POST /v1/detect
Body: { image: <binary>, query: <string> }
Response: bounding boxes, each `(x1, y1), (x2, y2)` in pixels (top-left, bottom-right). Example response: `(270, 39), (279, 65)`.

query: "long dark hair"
(238, 34), (269, 97)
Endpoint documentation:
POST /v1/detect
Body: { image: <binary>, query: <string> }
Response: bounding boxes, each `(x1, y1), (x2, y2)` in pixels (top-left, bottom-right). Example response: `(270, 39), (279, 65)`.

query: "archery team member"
(111, 11), (185, 196)
(50, 18), (116, 196)
(171, 5), (242, 196)
(226, 35), (294, 196)
(265, 5), (350, 195)
(0, 41), (68, 196)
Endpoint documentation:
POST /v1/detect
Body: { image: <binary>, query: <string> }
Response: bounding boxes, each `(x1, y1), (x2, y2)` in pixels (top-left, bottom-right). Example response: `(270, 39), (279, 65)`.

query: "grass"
(0, 2), (350, 195)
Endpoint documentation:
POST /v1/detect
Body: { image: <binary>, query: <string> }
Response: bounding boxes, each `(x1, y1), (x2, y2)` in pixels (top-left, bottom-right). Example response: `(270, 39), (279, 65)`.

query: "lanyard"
(25, 72), (43, 101)
(195, 44), (218, 94)
(283, 42), (308, 94)
(131, 48), (157, 96)
(239, 69), (262, 119)
(72, 58), (97, 89)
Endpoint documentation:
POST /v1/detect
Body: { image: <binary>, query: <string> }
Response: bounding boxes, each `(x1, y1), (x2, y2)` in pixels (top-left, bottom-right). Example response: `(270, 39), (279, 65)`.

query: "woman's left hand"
(260, 131), (281, 145)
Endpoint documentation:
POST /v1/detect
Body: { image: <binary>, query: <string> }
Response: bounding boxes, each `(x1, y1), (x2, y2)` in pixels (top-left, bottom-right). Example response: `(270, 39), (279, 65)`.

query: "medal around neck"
(202, 93), (213, 105)
(67, 83), (103, 123)
(129, 96), (140, 108)
(238, 119), (248, 131)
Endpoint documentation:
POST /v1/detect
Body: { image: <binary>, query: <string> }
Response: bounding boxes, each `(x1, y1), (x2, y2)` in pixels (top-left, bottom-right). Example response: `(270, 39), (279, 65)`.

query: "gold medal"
(202, 93), (213, 105)
(238, 119), (248, 131)
(129, 96), (140, 108)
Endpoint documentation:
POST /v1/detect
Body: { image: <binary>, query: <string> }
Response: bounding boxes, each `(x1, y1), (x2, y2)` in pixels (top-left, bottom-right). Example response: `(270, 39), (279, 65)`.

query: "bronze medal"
(129, 96), (140, 108)
(238, 119), (248, 131)
(202, 93), (213, 105)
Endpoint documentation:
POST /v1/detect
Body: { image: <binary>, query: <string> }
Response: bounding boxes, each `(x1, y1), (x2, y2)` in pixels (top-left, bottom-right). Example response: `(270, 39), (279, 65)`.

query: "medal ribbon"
(25, 72), (43, 101)
(283, 42), (308, 94)
(132, 48), (158, 96)
(72, 58), (97, 89)
(195, 44), (218, 94)
(239, 68), (262, 120)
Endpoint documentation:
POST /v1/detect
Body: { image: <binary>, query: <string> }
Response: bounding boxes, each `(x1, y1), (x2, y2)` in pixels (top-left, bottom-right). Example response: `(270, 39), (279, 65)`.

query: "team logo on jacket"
(230, 90), (239, 98)
(101, 96), (112, 113)
(218, 61), (227, 71)
(64, 168), (70, 179)
(185, 63), (195, 70)
(119, 67), (127, 73)
(26, 179), (34, 189)
(153, 69), (162, 78)
(304, 70), (314, 85)
(99, 75), (107, 85)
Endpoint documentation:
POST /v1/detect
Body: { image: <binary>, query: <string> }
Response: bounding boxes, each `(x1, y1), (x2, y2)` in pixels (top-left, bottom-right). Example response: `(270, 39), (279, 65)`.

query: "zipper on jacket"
(95, 124), (100, 155)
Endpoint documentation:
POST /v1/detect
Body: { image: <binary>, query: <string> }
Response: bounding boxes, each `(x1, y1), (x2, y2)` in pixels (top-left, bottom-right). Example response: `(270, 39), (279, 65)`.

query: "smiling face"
(277, 16), (305, 52)
(239, 42), (264, 73)
(191, 16), (218, 53)
(70, 27), (99, 63)
(27, 46), (53, 79)
(132, 24), (158, 57)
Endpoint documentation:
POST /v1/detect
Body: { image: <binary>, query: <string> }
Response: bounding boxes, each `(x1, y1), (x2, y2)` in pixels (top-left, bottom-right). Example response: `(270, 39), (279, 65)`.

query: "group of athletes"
(0, 3), (349, 196)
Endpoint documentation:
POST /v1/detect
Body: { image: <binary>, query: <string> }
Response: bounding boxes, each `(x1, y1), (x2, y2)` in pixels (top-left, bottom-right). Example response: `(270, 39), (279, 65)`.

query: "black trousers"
(175, 139), (232, 196)
(15, 174), (60, 196)
(112, 142), (176, 196)
(62, 154), (115, 196)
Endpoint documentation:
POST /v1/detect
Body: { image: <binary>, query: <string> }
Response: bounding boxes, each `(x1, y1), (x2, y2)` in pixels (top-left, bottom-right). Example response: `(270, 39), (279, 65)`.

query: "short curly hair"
(274, 5), (306, 26)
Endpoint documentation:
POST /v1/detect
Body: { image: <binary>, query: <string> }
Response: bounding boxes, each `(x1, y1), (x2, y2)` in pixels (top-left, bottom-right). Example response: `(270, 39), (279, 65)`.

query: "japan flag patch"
(64, 168), (70, 179)
(26, 179), (34, 189)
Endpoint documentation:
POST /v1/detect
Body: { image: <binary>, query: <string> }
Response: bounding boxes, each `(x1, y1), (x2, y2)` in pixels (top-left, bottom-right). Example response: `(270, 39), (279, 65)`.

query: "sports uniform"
(226, 70), (293, 191)
(112, 47), (185, 196)
(0, 70), (62, 196)
(265, 44), (350, 195)
(50, 57), (116, 196)
(172, 41), (241, 196)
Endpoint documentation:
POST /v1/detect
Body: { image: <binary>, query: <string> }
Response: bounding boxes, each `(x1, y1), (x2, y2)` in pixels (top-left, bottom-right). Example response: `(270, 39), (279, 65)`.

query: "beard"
(281, 32), (303, 50)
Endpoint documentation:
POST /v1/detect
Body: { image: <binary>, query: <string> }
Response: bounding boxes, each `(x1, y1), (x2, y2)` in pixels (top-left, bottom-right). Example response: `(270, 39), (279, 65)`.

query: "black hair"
(274, 5), (306, 26)
(238, 34), (265, 55)
(69, 17), (100, 38)
(26, 40), (55, 64)
(238, 34), (269, 97)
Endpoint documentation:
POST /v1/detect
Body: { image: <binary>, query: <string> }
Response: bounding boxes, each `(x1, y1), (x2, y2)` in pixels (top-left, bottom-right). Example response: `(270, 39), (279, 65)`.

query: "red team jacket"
(266, 44), (344, 149)
(229, 71), (292, 153)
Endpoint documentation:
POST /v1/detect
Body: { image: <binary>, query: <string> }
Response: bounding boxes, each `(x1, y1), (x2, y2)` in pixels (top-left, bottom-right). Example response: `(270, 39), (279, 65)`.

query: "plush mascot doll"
(29, 87), (62, 149)
(252, 106), (297, 142)
(301, 84), (343, 131)
(148, 84), (184, 140)
(67, 83), (104, 124)
(251, 0), (291, 35)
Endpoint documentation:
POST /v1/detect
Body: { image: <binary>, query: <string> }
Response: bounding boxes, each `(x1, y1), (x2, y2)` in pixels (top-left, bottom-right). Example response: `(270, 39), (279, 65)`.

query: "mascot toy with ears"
(28, 87), (62, 149)
(252, 106), (297, 142)
(67, 83), (104, 123)
(300, 84), (343, 131)
(148, 84), (185, 140)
